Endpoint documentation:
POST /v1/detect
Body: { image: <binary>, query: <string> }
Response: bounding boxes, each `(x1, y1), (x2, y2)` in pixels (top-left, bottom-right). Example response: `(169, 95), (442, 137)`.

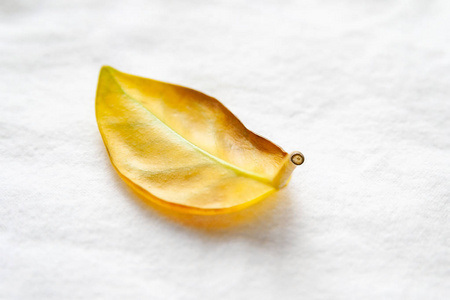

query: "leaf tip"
(99, 65), (116, 75)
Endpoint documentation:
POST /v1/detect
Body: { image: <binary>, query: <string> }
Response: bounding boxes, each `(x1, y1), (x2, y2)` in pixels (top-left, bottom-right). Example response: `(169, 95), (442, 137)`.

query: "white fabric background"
(1, 0), (449, 299)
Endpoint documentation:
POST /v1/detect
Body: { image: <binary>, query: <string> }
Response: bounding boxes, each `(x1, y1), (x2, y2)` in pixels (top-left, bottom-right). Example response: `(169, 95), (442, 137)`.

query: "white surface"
(1, 0), (449, 299)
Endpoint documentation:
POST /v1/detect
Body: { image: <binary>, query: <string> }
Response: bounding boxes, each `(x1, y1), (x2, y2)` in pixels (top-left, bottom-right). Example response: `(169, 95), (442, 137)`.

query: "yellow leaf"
(95, 66), (304, 215)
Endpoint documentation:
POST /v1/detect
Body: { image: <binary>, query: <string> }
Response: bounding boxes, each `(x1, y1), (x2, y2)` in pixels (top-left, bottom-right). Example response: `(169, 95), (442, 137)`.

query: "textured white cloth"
(1, 1), (449, 299)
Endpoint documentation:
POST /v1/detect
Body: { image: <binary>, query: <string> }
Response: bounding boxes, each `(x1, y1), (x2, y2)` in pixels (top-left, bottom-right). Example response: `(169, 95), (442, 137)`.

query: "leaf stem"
(273, 151), (304, 189)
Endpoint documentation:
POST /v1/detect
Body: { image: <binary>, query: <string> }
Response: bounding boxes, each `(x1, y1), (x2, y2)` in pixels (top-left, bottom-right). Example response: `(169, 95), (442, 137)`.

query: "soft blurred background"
(1, 0), (449, 299)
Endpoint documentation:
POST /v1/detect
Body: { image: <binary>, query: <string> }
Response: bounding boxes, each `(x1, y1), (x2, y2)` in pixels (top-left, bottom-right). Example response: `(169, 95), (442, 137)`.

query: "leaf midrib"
(103, 67), (274, 187)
